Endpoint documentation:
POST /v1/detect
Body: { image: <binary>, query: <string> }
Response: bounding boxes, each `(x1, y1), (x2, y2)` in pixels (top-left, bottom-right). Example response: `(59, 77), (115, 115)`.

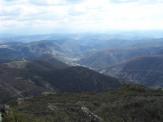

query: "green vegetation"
(3, 85), (163, 122)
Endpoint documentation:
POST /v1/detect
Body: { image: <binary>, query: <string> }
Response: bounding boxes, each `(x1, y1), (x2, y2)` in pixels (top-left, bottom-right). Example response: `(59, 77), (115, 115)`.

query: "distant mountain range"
(0, 34), (163, 103)
(102, 56), (163, 88)
(1, 33), (163, 122)
(78, 41), (163, 88)
(79, 46), (163, 69)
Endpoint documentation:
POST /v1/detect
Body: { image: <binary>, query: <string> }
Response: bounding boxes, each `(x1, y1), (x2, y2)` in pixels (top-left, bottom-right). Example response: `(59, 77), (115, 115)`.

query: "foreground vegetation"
(3, 85), (163, 122)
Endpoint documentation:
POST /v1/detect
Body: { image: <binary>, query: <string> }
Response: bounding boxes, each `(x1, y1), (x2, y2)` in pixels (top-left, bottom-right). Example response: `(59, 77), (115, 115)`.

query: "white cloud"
(0, 0), (163, 34)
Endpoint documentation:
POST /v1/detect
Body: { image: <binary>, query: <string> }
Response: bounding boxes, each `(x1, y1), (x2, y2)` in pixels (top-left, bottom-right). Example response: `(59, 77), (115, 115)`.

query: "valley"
(0, 33), (163, 122)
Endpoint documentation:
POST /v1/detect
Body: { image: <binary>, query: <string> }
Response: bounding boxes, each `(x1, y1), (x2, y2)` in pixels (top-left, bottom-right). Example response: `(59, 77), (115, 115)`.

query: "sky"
(0, 0), (163, 34)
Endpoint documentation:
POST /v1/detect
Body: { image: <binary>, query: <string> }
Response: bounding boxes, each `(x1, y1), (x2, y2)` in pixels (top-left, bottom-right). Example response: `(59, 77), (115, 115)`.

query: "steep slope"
(103, 56), (163, 88)
(0, 58), (121, 103)
(0, 55), (69, 103)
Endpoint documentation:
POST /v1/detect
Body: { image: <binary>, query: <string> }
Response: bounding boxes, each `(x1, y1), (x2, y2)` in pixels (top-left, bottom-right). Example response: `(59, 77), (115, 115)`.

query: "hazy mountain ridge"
(103, 56), (163, 88)
(79, 46), (163, 69)
(1, 34), (163, 90)
(1, 33), (163, 122)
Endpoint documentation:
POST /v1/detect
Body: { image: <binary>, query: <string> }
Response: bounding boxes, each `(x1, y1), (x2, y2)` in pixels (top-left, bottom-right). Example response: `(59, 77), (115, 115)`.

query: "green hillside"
(3, 85), (163, 122)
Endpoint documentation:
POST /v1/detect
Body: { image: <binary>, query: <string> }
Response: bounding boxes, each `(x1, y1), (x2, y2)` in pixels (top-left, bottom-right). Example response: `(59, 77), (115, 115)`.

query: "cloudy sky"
(0, 0), (163, 34)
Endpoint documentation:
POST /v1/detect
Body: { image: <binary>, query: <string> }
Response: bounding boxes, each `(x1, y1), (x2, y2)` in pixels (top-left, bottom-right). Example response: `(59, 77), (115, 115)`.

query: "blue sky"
(0, 0), (163, 34)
